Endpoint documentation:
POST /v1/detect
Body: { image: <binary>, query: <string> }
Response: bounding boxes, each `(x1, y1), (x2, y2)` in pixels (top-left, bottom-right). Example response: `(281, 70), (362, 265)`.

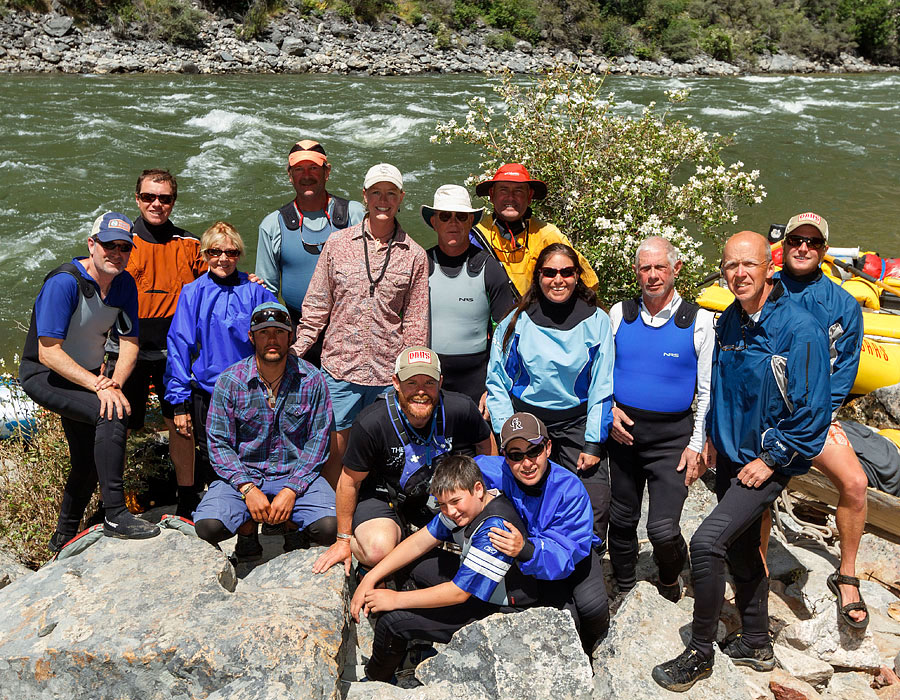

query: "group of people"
(19, 138), (871, 690)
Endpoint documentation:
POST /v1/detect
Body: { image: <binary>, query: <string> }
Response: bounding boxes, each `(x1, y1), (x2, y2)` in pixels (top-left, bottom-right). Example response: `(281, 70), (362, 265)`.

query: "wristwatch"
(336, 532), (352, 541)
(239, 483), (255, 500)
(758, 450), (778, 468)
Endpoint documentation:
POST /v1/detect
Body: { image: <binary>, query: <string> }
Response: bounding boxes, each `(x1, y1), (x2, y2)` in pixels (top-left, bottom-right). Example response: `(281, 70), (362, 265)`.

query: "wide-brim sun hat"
(421, 184), (485, 229)
(475, 163), (548, 200)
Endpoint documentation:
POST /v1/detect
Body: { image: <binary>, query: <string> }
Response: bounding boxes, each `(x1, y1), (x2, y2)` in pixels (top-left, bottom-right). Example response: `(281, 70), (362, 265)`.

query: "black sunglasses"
(138, 192), (175, 205)
(251, 308), (292, 326)
(505, 442), (546, 462)
(784, 234), (826, 250)
(94, 238), (133, 254)
(437, 211), (470, 222)
(540, 266), (577, 279)
(206, 248), (240, 259)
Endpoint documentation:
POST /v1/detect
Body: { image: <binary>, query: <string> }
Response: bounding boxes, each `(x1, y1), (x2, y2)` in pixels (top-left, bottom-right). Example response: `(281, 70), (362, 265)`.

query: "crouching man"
(351, 454), (549, 682)
(193, 302), (337, 558)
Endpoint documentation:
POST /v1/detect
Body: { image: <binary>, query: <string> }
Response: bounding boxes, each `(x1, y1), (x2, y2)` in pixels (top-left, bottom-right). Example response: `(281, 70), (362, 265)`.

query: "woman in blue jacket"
(486, 243), (614, 543)
(164, 221), (276, 516)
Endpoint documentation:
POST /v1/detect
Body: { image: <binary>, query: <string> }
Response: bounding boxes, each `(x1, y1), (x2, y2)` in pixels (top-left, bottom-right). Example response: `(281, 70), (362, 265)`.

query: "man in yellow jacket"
(471, 163), (599, 297)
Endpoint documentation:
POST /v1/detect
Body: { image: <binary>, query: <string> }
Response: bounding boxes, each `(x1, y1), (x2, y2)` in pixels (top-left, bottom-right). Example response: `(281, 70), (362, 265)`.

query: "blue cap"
(91, 212), (134, 243)
(250, 302), (292, 332)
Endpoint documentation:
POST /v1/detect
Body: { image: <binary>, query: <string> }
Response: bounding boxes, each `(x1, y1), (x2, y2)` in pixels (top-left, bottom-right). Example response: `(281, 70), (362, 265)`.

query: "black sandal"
(826, 572), (869, 630)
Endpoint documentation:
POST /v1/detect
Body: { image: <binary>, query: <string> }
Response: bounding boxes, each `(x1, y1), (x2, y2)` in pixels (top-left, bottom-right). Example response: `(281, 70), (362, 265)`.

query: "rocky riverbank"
(1, 8), (897, 77)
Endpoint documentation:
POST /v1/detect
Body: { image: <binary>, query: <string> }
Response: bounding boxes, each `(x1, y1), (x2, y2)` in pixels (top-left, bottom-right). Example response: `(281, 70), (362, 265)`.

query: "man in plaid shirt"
(193, 302), (337, 560)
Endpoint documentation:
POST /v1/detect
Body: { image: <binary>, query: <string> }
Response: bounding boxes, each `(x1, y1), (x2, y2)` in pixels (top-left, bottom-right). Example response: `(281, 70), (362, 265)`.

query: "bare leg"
(165, 416), (196, 487)
(813, 442), (868, 623)
(322, 427), (350, 490)
(351, 517), (403, 568)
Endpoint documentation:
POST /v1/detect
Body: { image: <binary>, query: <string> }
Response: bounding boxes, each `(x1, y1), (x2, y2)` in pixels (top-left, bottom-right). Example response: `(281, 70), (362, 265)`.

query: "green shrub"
(700, 25), (732, 60)
(599, 15), (633, 55)
(239, 0), (283, 39)
(433, 68), (766, 306)
(660, 15), (697, 60)
(134, 0), (205, 46)
(450, 0), (480, 28)
(336, 0), (354, 19)
(345, 0), (394, 22)
(485, 30), (515, 50)
(486, 0), (538, 41)
(433, 21), (453, 48)
(633, 41), (655, 59)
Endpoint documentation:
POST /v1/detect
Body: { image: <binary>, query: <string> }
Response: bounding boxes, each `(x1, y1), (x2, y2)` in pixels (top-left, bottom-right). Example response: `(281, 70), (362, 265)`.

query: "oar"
(824, 253), (900, 300)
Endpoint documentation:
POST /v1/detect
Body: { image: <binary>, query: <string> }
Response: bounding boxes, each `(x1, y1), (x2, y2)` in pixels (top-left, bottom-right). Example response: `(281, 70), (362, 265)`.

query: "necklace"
(363, 219), (397, 297)
(259, 371), (285, 408)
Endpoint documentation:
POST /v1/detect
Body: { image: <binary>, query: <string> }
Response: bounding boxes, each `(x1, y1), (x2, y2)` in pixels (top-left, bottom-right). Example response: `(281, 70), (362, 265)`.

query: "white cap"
(364, 163), (403, 190)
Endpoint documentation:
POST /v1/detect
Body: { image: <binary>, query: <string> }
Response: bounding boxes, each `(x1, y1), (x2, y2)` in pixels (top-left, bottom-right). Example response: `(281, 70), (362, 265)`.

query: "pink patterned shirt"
(293, 220), (429, 386)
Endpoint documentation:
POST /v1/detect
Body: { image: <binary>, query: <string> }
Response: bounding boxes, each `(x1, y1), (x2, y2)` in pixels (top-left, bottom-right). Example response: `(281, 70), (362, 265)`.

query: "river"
(1, 72), (898, 362)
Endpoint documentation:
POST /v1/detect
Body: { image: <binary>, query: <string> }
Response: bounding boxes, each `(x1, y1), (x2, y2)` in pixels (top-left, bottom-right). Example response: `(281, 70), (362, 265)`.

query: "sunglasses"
(94, 238), (133, 254)
(437, 211), (470, 223)
(251, 308), (292, 327)
(206, 248), (240, 259)
(505, 442), (546, 462)
(784, 234), (826, 250)
(138, 192), (175, 205)
(539, 266), (577, 279)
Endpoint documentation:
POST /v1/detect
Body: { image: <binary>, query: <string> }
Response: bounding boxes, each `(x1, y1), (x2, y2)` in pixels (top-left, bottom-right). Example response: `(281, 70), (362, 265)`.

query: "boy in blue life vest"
(350, 454), (549, 682)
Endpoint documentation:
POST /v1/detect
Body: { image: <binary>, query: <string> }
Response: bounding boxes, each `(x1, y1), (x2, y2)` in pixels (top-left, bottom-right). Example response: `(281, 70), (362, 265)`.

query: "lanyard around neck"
(293, 196), (332, 254)
(363, 219), (397, 297)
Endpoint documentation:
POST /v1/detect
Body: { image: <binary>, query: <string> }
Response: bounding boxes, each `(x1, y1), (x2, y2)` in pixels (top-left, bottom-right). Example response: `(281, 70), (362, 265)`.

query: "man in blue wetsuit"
(772, 211), (868, 627)
(653, 231), (831, 692)
(19, 212), (161, 550)
(423, 184), (516, 411)
(608, 236), (715, 602)
(255, 139), (364, 366)
(476, 412), (610, 652)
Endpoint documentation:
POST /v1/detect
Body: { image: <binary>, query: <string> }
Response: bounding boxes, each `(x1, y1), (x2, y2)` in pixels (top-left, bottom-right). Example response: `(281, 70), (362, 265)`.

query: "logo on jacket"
(663, 352), (680, 358)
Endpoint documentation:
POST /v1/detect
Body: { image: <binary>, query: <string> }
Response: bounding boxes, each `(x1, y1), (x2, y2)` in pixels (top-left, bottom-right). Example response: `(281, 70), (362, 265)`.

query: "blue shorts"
(193, 476), (336, 534)
(323, 371), (389, 431)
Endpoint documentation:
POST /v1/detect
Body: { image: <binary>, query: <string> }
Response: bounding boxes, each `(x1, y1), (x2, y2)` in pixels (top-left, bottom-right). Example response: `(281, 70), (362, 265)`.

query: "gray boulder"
(0, 547), (30, 590)
(823, 671), (880, 699)
(416, 607), (592, 700)
(346, 680), (492, 699)
(0, 530), (348, 699)
(282, 37), (305, 56)
(43, 16), (73, 37)
(593, 582), (750, 699)
(774, 643), (833, 690)
(873, 382), (900, 424)
(769, 667), (823, 699)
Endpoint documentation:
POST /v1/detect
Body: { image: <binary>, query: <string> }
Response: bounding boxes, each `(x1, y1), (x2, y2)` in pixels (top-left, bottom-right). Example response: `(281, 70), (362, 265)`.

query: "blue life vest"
(613, 298), (698, 413)
(385, 390), (452, 493)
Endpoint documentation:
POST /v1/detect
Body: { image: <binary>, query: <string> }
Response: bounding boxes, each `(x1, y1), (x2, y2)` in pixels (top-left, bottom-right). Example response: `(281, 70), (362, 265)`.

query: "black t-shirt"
(344, 389), (492, 512)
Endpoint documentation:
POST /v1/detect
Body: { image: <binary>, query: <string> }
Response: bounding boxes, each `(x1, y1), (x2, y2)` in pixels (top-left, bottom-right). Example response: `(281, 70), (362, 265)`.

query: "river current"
(1, 72), (898, 361)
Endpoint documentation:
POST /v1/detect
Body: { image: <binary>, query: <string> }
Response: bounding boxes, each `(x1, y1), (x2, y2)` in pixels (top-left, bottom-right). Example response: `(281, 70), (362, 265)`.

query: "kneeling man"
(194, 302), (337, 558)
(312, 346), (495, 574)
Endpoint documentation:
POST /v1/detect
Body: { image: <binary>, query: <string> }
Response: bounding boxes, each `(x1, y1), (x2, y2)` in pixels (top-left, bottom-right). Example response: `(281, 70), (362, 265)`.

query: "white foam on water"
(0, 160), (42, 171)
(700, 107), (750, 118)
(768, 100), (806, 114)
(739, 75), (785, 84)
(186, 109), (265, 134)
(337, 115), (432, 145)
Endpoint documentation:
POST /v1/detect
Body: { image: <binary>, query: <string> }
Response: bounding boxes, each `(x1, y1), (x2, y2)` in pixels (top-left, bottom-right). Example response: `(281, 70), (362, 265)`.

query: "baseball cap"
(90, 212), (134, 243)
(288, 140), (328, 168)
(475, 163), (548, 200)
(785, 212), (829, 243)
(250, 302), (293, 333)
(395, 346), (441, 382)
(500, 412), (549, 451)
(364, 163), (403, 190)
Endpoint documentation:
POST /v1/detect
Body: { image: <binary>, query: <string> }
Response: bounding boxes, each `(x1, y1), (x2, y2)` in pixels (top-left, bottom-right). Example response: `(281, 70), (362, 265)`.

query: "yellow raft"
(696, 282), (900, 395)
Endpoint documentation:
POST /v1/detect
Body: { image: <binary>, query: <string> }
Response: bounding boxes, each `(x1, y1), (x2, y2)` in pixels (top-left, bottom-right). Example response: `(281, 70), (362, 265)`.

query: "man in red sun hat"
(471, 163), (598, 297)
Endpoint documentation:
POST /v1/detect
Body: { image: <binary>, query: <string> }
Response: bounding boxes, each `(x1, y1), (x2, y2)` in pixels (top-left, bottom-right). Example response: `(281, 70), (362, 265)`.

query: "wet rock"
(43, 15), (73, 37)
(770, 668), (823, 699)
(415, 607), (591, 699)
(0, 530), (348, 699)
(593, 582), (749, 699)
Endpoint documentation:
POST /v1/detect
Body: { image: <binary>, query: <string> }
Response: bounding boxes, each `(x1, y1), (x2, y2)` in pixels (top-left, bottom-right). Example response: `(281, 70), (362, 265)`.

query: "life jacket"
(277, 194), (350, 254)
(428, 247), (492, 355)
(385, 389), (452, 496)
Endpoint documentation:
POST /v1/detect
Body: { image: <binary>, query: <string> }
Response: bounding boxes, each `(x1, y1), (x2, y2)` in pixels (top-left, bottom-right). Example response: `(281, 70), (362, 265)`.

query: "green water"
(1, 72), (898, 362)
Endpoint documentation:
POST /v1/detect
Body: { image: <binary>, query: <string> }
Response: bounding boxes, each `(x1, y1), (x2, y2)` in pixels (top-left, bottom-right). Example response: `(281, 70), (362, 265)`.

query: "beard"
(397, 391), (436, 426)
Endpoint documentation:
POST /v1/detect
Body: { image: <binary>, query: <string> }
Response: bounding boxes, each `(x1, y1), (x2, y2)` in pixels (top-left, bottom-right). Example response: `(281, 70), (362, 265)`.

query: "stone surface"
(823, 671), (880, 699)
(0, 546), (30, 590)
(770, 668), (823, 699)
(593, 582), (750, 699)
(42, 16), (73, 37)
(774, 644), (834, 690)
(416, 607), (592, 699)
(0, 530), (348, 699)
(346, 680), (492, 699)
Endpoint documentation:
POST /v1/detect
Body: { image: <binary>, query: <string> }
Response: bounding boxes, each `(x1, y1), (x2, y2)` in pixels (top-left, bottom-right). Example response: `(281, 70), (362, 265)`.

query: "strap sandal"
(826, 572), (869, 630)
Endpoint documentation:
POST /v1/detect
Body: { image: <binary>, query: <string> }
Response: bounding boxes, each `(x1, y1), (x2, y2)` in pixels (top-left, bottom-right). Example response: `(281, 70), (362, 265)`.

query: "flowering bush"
(432, 68), (767, 305)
